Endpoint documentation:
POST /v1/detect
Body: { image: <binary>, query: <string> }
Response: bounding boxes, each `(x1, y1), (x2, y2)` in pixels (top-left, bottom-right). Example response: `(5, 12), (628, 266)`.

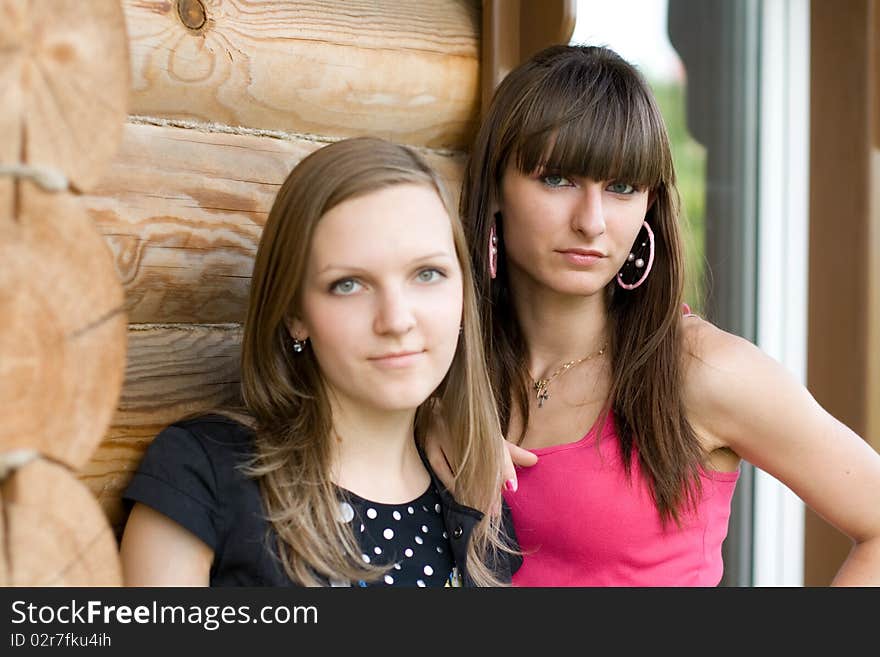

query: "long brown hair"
(239, 137), (509, 585)
(461, 45), (704, 524)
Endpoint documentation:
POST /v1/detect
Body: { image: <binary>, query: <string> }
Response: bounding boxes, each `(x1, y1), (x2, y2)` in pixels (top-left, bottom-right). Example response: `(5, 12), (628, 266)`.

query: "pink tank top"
(504, 415), (738, 586)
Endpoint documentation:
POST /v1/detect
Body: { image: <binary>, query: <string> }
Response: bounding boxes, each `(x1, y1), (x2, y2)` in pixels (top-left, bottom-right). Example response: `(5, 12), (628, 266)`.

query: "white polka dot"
(434, 504), (441, 513)
(423, 565), (434, 576)
(360, 523), (365, 533)
(383, 528), (394, 540)
(421, 525), (429, 533)
(394, 563), (402, 570)
(436, 547), (443, 553)
(422, 505), (429, 512)
(366, 508), (378, 519)
(407, 506), (414, 514)
(392, 511), (402, 520)
(442, 532), (447, 539)
(404, 548), (414, 557)
(374, 546), (382, 555)
(414, 536), (423, 545)
(362, 554), (371, 563)
(384, 575), (394, 585)
(338, 501), (355, 523)
(417, 580), (425, 587)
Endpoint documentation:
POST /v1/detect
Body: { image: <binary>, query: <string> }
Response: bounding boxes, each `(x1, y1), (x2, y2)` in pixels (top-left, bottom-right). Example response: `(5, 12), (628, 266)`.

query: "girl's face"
(499, 160), (650, 298)
(293, 184), (463, 415)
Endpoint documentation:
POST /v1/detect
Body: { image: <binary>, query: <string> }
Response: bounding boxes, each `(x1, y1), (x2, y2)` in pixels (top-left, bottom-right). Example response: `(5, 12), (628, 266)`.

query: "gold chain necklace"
(533, 344), (607, 408)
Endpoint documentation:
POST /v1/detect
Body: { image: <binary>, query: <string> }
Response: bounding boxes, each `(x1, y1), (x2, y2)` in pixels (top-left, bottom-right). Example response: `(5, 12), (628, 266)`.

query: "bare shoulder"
(680, 315), (764, 374)
(678, 316), (795, 451)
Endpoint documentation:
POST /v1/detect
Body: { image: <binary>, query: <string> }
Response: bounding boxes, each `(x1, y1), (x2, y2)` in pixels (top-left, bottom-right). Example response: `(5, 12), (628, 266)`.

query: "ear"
(285, 316), (309, 341)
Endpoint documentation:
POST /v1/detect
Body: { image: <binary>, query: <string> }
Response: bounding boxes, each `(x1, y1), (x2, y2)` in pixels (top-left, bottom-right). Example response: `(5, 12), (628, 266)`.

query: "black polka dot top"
(334, 484), (460, 587)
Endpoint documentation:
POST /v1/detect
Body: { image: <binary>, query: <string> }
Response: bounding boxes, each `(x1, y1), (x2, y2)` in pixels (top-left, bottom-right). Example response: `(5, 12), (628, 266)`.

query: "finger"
(500, 441), (518, 493)
(507, 441), (538, 468)
(501, 440), (538, 494)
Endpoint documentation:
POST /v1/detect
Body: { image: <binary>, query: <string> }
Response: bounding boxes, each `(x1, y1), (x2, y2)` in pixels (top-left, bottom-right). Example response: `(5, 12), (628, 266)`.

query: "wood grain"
(0, 184), (127, 470)
(1, 458), (122, 586)
(82, 122), (467, 324)
(0, 0), (129, 192)
(123, 0), (481, 149)
(79, 323), (242, 535)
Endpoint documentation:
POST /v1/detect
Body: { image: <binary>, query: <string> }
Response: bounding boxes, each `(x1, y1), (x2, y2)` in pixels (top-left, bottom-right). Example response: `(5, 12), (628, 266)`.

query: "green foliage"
(650, 80), (707, 313)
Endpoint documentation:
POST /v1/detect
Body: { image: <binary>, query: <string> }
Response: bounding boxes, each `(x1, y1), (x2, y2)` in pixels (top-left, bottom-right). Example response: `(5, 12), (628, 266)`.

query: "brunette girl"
(429, 45), (880, 586)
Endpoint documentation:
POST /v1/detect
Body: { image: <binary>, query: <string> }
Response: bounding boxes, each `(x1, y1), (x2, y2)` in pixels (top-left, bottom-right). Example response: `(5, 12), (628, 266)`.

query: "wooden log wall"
(78, 0), (481, 536)
(0, 0), (129, 585)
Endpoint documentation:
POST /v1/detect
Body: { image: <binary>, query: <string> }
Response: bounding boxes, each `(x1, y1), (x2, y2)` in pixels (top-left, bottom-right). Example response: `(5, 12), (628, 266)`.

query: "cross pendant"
(535, 379), (550, 408)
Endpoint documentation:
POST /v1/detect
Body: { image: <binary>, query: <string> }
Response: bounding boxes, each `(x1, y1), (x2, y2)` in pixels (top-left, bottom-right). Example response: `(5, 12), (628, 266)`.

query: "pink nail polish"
(505, 478), (517, 493)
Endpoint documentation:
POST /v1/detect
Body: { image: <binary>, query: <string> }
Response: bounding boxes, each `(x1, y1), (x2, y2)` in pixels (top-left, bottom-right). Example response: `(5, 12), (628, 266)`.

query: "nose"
(571, 182), (606, 237)
(373, 286), (416, 336)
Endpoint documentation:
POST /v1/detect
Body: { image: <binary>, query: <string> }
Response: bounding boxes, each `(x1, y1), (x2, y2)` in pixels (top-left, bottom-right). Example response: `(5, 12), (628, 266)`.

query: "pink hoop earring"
(616, 221), (655, 290)
(489, 222), (498, 280)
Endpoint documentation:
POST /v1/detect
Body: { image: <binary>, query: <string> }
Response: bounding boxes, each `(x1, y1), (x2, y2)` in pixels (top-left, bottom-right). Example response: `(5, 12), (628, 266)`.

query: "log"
(0, 0), (129, 193)
(123, 0), (481, 149)
(82, 122), (467, 324)
(0, 0), (18, 218)
(0, 456), (122, 586)
(79, 323), (242, 535)
(0, 184), (127, 469)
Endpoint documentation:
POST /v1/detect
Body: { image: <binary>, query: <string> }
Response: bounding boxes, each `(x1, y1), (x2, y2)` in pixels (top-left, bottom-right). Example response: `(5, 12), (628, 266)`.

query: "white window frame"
(753, 0), (810, 587)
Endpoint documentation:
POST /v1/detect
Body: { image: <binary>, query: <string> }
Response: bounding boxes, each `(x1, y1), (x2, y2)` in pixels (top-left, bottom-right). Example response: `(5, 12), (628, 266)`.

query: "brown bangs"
(509, 58), (670, 190)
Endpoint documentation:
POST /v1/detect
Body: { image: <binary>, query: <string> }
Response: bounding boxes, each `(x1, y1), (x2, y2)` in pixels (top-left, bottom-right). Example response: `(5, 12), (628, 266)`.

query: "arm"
(118, 421), (227, 587)
(119, 503), (214, 586)
(684, 320), (880, 585)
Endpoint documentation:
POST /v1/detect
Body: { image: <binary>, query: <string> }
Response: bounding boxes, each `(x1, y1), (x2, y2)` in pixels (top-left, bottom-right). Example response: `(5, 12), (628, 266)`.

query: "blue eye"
(542, 174), (573, 188)
(330, 278), (362, 295)
(416, 268), (445, 283)
(607, 182), (636, 194)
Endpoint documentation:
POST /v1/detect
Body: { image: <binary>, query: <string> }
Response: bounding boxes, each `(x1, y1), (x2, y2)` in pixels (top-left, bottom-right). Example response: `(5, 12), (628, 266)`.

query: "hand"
(424, 427), (538, 495)
(502, 440), (539, 493)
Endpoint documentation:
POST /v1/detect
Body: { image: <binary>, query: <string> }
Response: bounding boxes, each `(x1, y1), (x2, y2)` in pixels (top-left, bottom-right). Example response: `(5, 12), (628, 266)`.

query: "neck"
(327, 392), (428, 503)
(507, 268), (609, 380)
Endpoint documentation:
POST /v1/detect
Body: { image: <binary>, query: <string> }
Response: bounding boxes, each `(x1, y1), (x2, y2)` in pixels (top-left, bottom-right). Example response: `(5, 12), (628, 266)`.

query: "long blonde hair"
(239, 137), (509, 585)
(462, 45), (704, 525)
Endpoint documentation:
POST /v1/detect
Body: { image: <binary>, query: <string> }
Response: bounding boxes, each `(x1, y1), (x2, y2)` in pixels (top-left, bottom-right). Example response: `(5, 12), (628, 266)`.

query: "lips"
(369, 350), (423, 360)
(558, 248), (605, 257)
(368, 350), (425, 368)
(557, 248), (605, 266)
